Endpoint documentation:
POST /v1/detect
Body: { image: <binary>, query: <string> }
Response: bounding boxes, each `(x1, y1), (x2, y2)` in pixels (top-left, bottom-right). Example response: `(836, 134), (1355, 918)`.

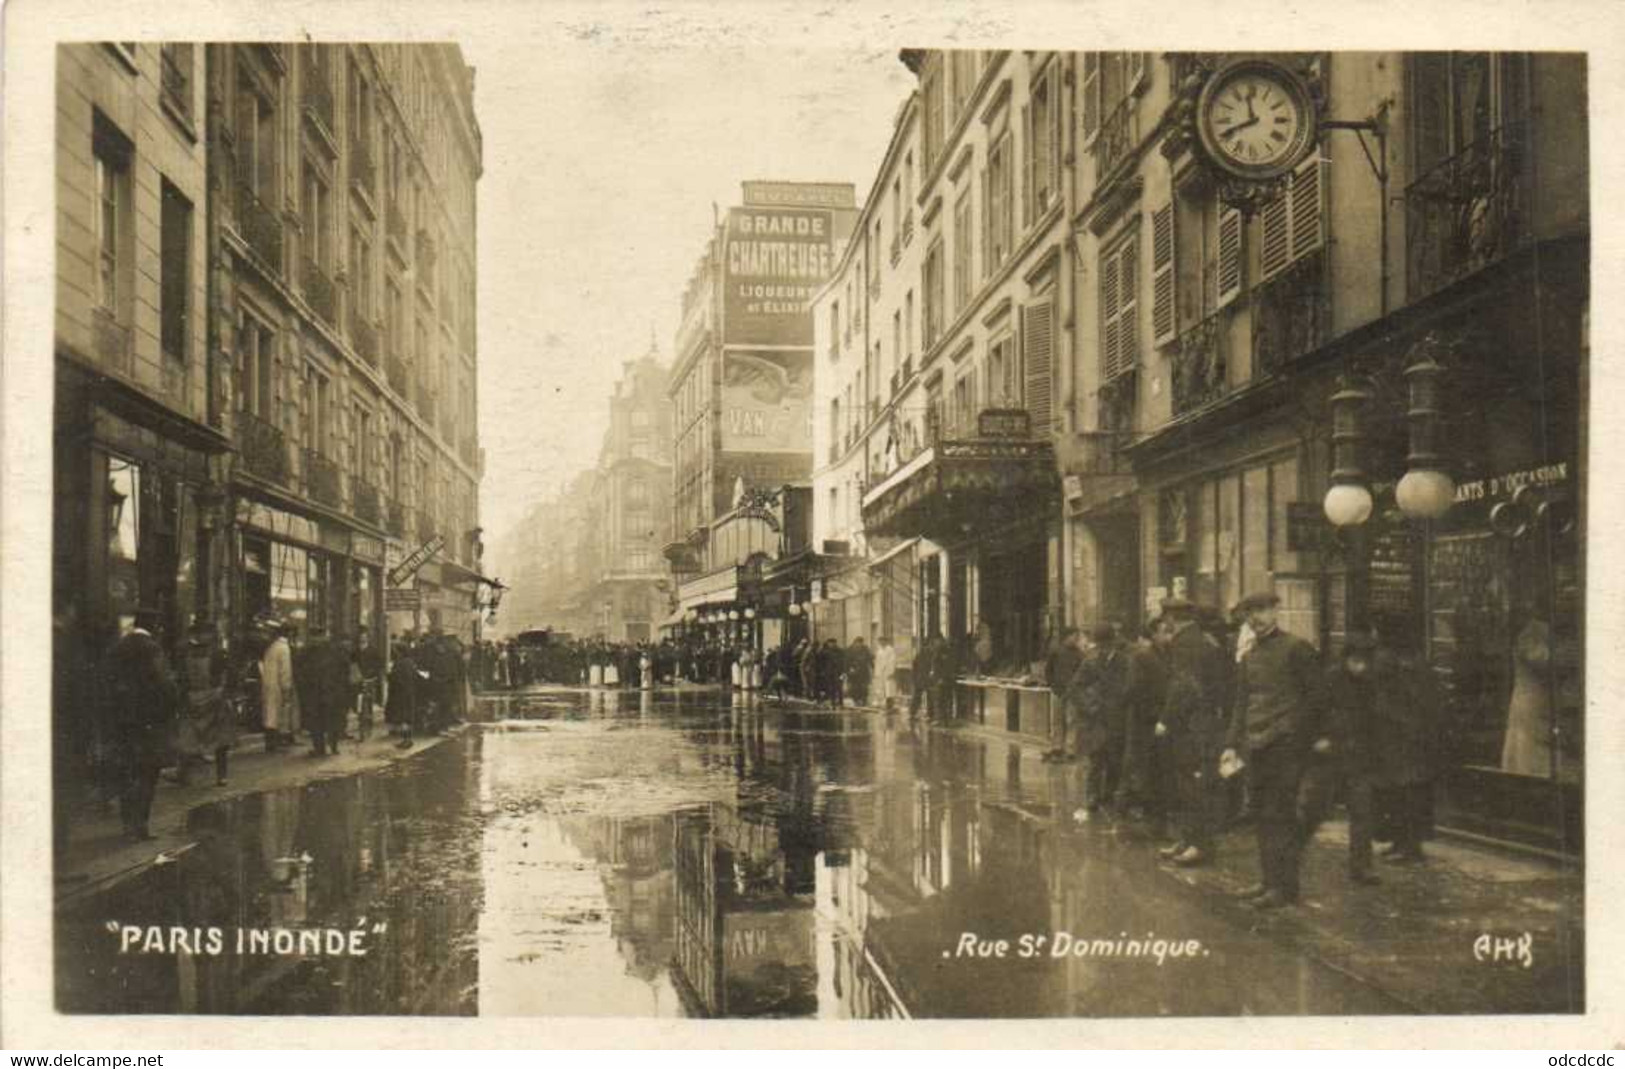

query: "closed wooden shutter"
(1022, 298), (1054, 436)
(1290, 156), (1325, 260)
(1021, 103), (1033, 228)
(1151, 202), (1176, 345)
(1216, 206), (1243, 306)
(1118, 237), (1138, 372)
(1099, 248), (1120, 379)
(1259, 191), (1291, 281)
(1081, 53), (1100, 145)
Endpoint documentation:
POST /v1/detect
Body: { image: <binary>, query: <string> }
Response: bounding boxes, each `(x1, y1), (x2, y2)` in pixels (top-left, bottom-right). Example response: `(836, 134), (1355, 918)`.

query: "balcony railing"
(1171, 310), (1229, 417)
(1405, 122), (1531, 303)
(353, 479), (381, 526)
(92, 308), (132, 375)
(303, 448), (342, 509)
(386, 497), (407, 538)
(238, 185), (283, 271)
(386, 353), (410, 397)
(350, 311), (380, 366)
(239, 411), (288, 485)
(1094, 95), (1139, 182)
(1098, 367), (1137, 433)
(303, 72), (335, 135)
(1253, 249), (1331, 378)
(302, 258), (336, 325)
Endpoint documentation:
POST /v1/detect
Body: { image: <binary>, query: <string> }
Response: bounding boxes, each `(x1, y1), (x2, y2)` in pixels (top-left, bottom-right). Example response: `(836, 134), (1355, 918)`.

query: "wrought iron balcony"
(1098, 367), (1137, 434)
(1094, 96), (1139, 182)
(1252, 248), (1331, 378)
(1171, 311), (1229, 417)
(237, 185), (283, 271)
(1405, 122), (1531, 303)
(302, 258), (336, 325)
(238, 411), (288, 485)
(386, 496), (407, 538)
(386, 353), (410, 397)
(350, 311), (380, 366)
(353, 479), (381, 525)
(303, 448), (342, 509)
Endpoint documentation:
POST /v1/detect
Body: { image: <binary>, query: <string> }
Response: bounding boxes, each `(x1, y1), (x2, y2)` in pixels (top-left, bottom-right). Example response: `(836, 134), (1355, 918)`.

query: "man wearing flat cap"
(1223, 590), (1326, 909)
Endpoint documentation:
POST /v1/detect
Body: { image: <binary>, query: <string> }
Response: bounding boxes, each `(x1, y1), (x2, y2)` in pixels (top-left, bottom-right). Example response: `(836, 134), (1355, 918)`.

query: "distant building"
(664, 181), (859, 646)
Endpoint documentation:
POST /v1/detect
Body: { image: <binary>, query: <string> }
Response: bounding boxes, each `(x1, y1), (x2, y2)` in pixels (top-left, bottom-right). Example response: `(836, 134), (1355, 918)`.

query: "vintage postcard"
(3, 0), (1621, 1050)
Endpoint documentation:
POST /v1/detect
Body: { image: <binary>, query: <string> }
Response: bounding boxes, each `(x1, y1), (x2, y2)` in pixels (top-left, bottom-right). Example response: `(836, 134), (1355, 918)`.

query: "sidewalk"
(56, 727), (457, 905)
(781, 691), (1586, 1014)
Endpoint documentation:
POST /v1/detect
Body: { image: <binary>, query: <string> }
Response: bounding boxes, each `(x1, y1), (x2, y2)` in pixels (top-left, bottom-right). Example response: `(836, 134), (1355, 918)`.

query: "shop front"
(860, 411), (1062, 725)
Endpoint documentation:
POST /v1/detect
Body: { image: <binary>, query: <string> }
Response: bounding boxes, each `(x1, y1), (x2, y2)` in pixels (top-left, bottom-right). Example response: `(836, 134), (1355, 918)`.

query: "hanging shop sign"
(388, 533), (445, 587)
(385, 587), (422, 613)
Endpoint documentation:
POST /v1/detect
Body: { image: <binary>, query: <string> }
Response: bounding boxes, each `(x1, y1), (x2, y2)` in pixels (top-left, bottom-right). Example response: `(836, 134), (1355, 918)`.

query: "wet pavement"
(55, 687), (1583, 1017)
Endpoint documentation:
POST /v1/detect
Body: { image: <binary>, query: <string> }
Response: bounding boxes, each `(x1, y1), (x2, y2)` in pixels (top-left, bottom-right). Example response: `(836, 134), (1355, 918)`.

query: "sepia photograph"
(3, 0), (1616, 1050)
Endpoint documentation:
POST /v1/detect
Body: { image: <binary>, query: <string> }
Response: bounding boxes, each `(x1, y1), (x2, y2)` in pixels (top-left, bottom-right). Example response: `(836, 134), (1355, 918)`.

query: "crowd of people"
(1042, 591), (1443, 910)
(58, 609), (478, 850)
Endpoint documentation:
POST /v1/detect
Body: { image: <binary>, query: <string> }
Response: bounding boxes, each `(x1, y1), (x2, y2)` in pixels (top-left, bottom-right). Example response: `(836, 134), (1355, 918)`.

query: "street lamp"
(1323, 374), (1375, 528)
(788, 603), (802, 617)
(728, 610), (739, 622)
(1396, 352), (1455, 521)
(744, 607), (755, 620)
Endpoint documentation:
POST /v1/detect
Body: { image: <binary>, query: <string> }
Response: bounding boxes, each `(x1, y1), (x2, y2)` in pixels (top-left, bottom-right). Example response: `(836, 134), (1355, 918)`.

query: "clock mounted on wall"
(1196, 58), (1319, 182)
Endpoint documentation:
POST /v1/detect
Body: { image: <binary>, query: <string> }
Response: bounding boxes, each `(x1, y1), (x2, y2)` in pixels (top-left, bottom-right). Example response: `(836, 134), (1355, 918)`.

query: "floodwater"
(56, 687), (1413, 1017)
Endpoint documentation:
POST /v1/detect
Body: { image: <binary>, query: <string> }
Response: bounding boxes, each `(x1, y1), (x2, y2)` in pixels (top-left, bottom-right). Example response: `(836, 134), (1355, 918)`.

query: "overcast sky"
(465, 25), (917, 571)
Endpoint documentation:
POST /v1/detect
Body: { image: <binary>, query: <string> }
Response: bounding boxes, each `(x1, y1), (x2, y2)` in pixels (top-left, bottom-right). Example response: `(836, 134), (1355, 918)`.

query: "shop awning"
(677, 564), (741, 610)
(867, 537), (920, 571)
(440, 559), (504, 589)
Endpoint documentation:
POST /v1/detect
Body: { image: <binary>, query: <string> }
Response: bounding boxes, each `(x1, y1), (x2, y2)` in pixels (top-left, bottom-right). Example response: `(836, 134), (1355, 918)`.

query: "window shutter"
(1022, 298), (1054, 436)
(1217, 206), (1243, 305)
(1290, 156), (1325, 260)
(1118, 238), (1138, 371)
(1099, 249), (1120, 379)
(1021, 103), (1032, 228)
(1082, 53), (1100, 146)
(1151, 202), (1176, 345)
(1259, 191), (1291, 281)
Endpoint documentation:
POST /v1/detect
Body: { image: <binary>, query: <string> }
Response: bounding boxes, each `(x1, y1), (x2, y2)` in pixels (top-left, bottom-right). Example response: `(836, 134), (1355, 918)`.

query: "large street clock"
(1196, 58), (1319, 181)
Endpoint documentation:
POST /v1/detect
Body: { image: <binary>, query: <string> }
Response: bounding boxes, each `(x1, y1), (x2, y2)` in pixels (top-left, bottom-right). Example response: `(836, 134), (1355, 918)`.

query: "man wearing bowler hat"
(1223, 590), (1326, 909)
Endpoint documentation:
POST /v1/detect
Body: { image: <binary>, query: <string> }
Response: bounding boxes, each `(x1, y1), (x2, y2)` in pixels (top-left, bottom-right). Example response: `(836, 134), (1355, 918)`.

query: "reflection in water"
(58, 689), (1420, 1017)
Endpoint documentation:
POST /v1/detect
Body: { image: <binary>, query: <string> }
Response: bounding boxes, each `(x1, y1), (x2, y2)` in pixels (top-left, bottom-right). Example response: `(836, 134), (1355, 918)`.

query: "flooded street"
(58, 687), (1417, 1017)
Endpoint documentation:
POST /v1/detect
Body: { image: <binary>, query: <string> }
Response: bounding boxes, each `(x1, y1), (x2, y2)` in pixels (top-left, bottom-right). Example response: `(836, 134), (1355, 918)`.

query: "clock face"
(1198, 62), (1315, 179)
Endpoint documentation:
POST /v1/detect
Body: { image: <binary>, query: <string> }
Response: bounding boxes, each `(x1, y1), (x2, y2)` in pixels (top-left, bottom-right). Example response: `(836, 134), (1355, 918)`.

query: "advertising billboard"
(720, 350), (814, 455)
(723, 206), (836, 348)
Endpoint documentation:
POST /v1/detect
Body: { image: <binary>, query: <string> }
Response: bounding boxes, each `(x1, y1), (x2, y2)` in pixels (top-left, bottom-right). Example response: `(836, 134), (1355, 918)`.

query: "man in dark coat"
(1300, 631), (1382, 885)
(387, 638), (424, 748)
(1043, 628), (1084, 761)
(909, 636), (938, 722)
(1223, 591), (1326, 909)
(845, 637), (874, 706)
(300, 630), (352, 757)
(1117, 619), (1171, 821)
(1371, 620), (1443, 864)
(818, 639), (845, 706)
(1158, 598), (1230, 867)
(104, 611), (180, 840)
(1075, 624), (1131, 810)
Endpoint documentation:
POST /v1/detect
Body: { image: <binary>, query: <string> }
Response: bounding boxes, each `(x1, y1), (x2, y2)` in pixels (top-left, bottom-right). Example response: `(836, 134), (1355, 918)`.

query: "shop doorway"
(1092, 511), (1141, 633)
